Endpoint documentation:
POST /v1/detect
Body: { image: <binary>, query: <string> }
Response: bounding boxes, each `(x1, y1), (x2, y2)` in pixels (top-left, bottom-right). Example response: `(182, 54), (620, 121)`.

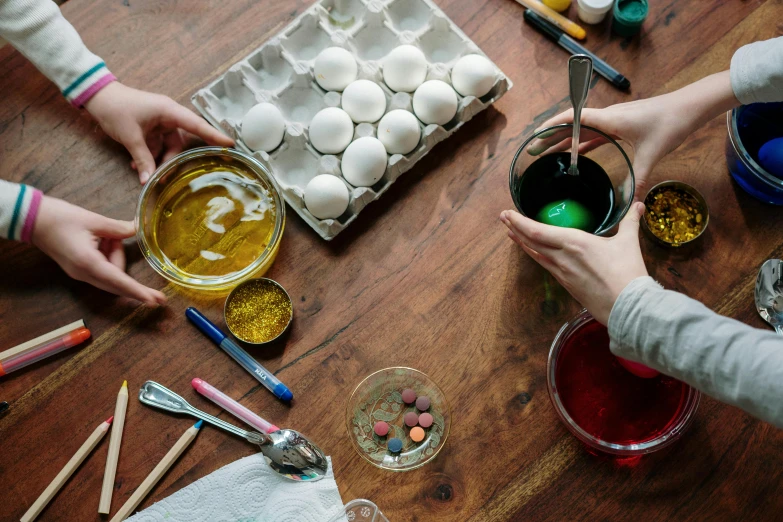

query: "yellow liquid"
(151, 165), (277, 279)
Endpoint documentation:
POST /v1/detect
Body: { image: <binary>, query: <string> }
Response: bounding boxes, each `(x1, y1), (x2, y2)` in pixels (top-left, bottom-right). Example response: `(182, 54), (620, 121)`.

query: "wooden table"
(2, 0), (782, 520)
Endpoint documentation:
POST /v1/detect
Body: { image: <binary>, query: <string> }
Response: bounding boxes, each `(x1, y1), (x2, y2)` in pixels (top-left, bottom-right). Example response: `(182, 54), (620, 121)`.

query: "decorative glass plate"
(346, 367), (450, 471)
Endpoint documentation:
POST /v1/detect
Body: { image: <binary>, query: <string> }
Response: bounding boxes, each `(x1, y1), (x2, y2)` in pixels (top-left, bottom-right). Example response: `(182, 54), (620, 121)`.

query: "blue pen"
(185, 307), (293, 401)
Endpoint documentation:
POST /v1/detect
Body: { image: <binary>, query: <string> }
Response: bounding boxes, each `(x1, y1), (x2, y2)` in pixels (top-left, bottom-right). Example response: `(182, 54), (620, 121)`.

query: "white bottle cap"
(577, 0), (615, 24)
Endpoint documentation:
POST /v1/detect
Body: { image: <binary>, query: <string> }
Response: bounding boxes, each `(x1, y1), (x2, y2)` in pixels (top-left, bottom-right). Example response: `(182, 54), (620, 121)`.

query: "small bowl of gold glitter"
(642, 181), (709, 247)
(224, 278), (293, 345)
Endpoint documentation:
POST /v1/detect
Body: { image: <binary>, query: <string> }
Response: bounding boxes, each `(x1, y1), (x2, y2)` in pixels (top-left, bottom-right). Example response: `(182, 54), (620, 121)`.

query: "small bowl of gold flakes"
(642, 181), (709, 247)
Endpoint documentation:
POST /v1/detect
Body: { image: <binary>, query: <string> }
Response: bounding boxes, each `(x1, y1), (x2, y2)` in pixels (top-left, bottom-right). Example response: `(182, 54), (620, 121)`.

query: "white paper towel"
(126, 455), (347, 522)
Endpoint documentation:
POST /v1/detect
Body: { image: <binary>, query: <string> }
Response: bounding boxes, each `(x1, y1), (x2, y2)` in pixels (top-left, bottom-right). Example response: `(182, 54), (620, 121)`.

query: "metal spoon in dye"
(138, 381), (328, 481)
(755, 259), (783, 335)
(567, 55), (594, 176)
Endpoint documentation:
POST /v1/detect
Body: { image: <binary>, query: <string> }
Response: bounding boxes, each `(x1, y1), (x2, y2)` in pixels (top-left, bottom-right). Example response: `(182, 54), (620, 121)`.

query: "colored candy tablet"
(388, 437), (403, 453)
(409, 426), (425, 442)
(374, 421), (390, 437)
(401, 389), (416, 404)
(415, 396), (430, 411)
(404, 411), (419, 427)
(418, 412), (433, 428)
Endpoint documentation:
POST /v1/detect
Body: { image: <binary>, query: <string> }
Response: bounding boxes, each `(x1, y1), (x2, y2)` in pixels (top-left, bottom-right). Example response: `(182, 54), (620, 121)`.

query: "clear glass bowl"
(726, 103), (783, 205)
(509, 123), (635, 235)
(345, 367), (450, 471)
(547, 310), (700, 456)
(136, 147), (285, 292)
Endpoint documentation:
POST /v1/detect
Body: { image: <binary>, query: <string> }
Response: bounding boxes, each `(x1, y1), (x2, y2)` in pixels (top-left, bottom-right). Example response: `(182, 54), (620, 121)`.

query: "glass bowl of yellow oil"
(136, 147), (285, 291)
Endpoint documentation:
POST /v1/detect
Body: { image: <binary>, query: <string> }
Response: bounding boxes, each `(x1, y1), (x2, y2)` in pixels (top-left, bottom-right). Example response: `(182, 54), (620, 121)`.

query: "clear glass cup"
(547, 310), (701, 456)
(136, 147), (285, 292)
(509, 123), (635, 235)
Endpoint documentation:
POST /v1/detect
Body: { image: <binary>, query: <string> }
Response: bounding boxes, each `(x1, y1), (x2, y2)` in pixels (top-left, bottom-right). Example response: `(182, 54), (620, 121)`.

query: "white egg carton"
(192, 0), (512, 240)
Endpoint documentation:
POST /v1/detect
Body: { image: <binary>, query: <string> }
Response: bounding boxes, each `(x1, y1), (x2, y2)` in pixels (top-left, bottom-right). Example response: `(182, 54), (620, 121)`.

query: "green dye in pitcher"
(518, 153), (614, 233)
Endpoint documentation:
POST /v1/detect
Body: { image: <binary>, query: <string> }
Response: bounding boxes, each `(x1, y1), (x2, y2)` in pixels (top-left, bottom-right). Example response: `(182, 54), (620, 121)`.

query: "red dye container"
(547, 310), (700, 456)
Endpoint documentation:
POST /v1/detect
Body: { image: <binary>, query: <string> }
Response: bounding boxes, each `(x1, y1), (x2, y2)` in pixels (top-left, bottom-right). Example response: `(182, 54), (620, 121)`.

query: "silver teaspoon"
(139, 381), (328, 481)
(755, 259), (783, 335)
(567, 54), (593, 176)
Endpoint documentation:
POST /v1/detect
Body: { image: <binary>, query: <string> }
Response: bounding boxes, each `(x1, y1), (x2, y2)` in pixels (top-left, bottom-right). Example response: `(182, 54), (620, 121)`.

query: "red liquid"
(555, 320), (688, 445)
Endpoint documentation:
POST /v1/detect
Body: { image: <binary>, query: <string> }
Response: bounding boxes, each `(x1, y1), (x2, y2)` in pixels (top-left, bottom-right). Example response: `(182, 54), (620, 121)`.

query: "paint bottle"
(541, 0), (572, 13)
(576, 0), (615, 24)
(612, 0), (648, 36)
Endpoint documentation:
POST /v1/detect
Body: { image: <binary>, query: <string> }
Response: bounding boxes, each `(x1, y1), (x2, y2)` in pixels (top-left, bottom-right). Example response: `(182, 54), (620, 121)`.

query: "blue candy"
(387, 437), (403, 453)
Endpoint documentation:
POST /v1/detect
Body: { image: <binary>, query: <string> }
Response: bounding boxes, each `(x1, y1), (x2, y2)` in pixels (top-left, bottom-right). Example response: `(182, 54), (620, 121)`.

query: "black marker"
(0, 401), (8, 415)
(524, 9), (631, 91)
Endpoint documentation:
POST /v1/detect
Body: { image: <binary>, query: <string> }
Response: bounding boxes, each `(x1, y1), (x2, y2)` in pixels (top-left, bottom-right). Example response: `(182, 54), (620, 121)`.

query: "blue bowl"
(726, 102), (783, 204)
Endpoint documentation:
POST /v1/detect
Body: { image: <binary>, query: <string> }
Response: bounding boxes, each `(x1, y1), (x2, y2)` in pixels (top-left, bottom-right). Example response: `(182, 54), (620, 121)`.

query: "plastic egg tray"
(192, 0), (512, 240)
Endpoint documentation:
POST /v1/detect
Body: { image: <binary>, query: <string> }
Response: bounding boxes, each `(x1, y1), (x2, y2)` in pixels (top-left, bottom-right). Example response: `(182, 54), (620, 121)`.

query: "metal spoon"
(755, 259), (783, 335)
(139, 381), (328, 481)
(567, 55), (594, 176)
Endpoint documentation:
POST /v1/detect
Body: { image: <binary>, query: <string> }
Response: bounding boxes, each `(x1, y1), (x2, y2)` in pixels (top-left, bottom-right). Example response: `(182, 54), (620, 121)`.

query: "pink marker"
(191, 378), (280, 433)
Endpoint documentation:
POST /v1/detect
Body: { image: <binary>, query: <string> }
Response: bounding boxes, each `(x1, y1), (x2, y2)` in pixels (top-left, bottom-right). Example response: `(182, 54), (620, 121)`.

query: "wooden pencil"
(109, 421), (202, 522)
(0, 319), (84, 362)
(21, 416), (112, 522)
(99, 380), (129, 514)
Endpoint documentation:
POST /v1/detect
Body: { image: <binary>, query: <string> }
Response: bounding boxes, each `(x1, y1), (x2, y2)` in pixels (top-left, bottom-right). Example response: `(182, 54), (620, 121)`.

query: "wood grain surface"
(2, 0), (783, 520)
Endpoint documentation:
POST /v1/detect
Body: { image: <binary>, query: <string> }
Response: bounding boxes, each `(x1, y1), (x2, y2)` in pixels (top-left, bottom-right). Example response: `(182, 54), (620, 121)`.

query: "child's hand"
(527, 71), (739, 195)
(32, 196), (167, 306)
(500, 202), (648, 325)
(85, 82), (234, 184)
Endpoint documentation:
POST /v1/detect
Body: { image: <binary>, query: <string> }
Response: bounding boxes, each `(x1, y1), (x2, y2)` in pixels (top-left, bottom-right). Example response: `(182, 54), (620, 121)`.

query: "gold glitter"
(225, 279), (292, 343)
(644, 186), (707, 246)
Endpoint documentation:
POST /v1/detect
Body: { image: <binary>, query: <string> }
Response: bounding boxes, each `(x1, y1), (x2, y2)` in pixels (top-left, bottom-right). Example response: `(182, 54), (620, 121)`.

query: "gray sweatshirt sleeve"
(730, 36), (783, 104)
(608, 276), (783, 428)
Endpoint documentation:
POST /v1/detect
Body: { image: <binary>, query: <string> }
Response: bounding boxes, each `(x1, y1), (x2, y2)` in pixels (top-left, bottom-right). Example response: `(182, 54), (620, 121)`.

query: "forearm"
(0, 0), (115, 107)
(669, 71), (741, 132)
(0, 180), (43, 242)
(608, 277), (783, 428)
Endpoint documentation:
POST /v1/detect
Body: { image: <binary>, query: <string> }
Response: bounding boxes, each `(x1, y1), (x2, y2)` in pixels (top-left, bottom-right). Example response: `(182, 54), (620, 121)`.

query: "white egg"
(305, 174), (350, 220)
(314, 47), (358, 91)
(451, 54), (496, 98)
(341, 80), (387, 123)
(377, 110), (421, 155)
(241, 103), (286, 152)
(412, 80), (458, 126)
(341, 137), (387, 187)
(383, 45), (428, 93)
(308, 107), (354, 154)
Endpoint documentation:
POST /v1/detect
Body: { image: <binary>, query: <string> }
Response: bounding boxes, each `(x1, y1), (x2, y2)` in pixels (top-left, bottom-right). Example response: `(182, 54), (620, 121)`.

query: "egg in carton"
(192, 0), (512, 240)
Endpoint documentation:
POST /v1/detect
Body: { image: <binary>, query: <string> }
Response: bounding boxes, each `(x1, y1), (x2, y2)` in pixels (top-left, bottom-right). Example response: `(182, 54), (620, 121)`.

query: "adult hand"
(32, 196), (167, 306)
(526, 71), (739, 195)
(500, 202), (648, 325)
(85, 82), (234, 184)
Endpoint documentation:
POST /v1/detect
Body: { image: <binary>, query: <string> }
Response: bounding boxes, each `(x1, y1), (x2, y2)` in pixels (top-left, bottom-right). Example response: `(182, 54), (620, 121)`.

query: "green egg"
(536, 199), (594, 232)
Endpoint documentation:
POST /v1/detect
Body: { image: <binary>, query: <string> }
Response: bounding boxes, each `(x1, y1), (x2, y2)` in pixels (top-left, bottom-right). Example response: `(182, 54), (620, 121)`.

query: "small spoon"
(139, 381), (328, 481)
(755, 259), (783, 335)
(567, 55), (594, 176)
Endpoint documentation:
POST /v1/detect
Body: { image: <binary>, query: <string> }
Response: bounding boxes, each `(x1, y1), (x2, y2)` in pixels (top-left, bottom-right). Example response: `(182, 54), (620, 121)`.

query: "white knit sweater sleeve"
(608, 276), (783, 428)
(0, 0), (116, 106)
(731, 36), (783, 105)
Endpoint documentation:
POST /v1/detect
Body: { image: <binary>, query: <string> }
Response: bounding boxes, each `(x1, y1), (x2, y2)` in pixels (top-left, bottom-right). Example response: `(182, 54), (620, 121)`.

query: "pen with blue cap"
(186, 307), (293, 402)
(524, 9), (631, 91)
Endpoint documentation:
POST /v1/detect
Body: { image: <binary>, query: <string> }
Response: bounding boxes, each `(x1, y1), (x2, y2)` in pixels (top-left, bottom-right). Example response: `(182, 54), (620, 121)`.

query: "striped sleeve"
(0, 0), (116, 107)
(0, 180), (44, 242)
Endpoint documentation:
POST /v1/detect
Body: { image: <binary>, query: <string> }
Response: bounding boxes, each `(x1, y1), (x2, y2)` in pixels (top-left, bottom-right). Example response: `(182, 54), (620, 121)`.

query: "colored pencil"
(109, 421), (202, 522)
(21, 416), (112, 522)
(0, 319), (84, 361)
(99, 380), (129, 514)
(0, 328), (90, 376)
